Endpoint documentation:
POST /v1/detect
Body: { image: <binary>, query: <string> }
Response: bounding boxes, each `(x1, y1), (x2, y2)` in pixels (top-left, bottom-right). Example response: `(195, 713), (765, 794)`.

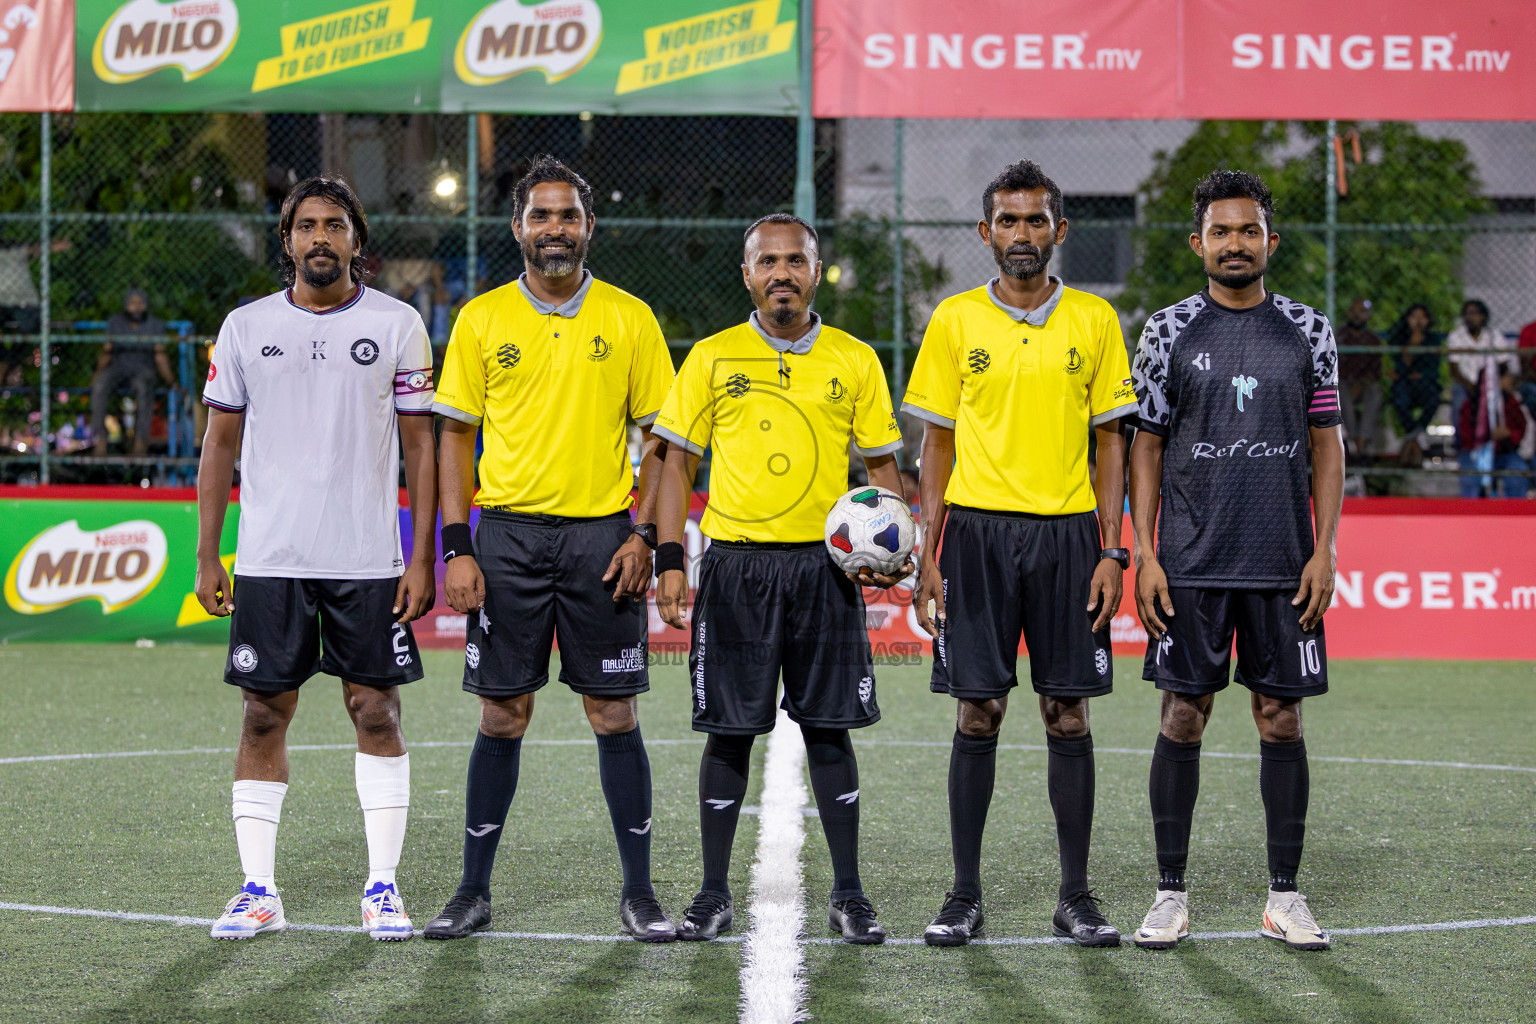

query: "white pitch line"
(3, 740), (1531, 774)
(738, 711), (809, 1024)
(2, 902), (1530, 946)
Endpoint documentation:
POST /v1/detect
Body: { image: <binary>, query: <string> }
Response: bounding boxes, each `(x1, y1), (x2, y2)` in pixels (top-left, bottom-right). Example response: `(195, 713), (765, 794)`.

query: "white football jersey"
(203, 286), (434, 579)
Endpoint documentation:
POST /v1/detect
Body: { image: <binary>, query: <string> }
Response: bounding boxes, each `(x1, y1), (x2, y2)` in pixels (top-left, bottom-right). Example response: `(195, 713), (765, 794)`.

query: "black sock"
(595, 726), (654, 899)
(1149, 734), (1202, 892)
(803, 727), (863, 901)
(699, 733), (754, 897)
(1260, 738), (1309, 892)
(457, 732), (522, 899)
(948, 730), (998, 900)
(1047, 732), (1096, 901)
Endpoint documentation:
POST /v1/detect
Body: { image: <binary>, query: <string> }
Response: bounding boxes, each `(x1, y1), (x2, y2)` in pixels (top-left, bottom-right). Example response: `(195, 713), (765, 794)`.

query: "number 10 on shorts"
(1297, 639), (1321, 677)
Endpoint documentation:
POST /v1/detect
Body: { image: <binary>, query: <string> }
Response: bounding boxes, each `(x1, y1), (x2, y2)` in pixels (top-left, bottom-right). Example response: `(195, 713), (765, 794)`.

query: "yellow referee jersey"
(653, 314), (903, 543)
(434, 272), (674, 516)
(902, 279), (1137, 515)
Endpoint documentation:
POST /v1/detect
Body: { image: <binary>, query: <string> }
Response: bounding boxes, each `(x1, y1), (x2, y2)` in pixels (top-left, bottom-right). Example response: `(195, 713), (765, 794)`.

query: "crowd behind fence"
(1, 112), (1533, 497)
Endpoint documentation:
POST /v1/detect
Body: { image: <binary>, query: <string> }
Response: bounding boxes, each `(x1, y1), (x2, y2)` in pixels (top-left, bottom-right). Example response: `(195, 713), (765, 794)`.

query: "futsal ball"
(824, 486), (916, 575)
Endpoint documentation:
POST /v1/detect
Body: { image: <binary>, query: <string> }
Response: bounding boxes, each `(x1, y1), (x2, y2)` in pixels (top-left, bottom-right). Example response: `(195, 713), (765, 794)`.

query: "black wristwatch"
(632, 523), (658, 549)
(1099, 547), (1131, 570)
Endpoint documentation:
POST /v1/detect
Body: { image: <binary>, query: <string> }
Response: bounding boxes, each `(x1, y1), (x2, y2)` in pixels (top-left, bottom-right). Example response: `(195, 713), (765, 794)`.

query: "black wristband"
(655, 542), (686, 574)
(441, 522), (474, 562)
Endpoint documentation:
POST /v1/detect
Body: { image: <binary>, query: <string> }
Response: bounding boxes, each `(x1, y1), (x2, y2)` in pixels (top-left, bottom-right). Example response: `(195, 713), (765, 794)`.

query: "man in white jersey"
(194, 177), (438, 941)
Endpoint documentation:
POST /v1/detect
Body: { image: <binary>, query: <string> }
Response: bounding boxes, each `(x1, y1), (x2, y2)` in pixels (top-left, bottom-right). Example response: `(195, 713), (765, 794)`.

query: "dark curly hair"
(982, 160), (1063, 224)
(1192, 169), (1275, 232)
(511, 154), (594, 225)
(277, 177), (370, 287)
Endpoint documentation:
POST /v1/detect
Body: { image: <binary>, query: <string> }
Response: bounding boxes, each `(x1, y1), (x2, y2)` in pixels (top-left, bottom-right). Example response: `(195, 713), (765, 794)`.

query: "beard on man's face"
(1205, 248), (1266, 290)
(753, 278), (816, 327)
(523, 233), (589, 278)
(298, 247), (345, 288)
(993, 239), (1053, 281)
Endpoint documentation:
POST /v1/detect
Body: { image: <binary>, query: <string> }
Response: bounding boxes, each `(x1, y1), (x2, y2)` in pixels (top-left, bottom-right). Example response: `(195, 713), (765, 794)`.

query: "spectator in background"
(1447, 300), (1516, 427)
(1457, 367), (1530, 498)
(1337, 298), (1383, 460)
(1384, 305), (1444, 448)
(0, 238), (71, 389)
(90, 288), (173, 457)
(1517, 315), (1536, 415)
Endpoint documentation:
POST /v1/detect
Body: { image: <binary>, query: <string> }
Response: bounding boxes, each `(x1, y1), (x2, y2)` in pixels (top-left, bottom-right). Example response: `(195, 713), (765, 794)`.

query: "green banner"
(1, 499), (237, 644)
(75, 0), (799, 114)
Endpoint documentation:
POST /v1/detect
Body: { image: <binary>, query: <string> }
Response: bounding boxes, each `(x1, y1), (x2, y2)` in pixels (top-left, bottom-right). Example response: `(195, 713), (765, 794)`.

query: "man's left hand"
(1086, 559), (1123, 633)
(394, 558), (436, 624)
(1293, 550), (1336, 631)
(847, 560), (915, 590)
(603, 534), (653, 602)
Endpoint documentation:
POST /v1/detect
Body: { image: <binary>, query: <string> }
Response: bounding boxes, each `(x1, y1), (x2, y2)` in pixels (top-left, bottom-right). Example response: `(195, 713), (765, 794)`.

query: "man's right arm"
(914, 423), (954, 638)
(439, 418), (484, 613)
(1128, 429), (1173, 639)
(194, 409), (241, 616)
(655, 442), (701, 630)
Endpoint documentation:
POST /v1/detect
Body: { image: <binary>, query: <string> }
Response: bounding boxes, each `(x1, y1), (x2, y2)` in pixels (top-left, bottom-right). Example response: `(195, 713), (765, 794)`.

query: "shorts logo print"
(602, 646), (644, 674)
(232, 645), (258, 673)
(858, 675), (873, 704)
(693, 621), (707, 710)
(465, 642), (480, 670)
(968, 348), (990, 374)
(1095, 648), (1109, 676)
(1156, 634), (1173, 665)
(392, 623), (412, 667)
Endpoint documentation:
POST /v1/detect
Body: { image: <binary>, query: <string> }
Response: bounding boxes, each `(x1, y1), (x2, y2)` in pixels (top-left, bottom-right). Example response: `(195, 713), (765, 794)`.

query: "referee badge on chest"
(825, 376), (846, 402)
(1064, 346), (1084, 374)
(496, 342), (521, 369)
(587, 335), (612, 362)
(968, 348), (991, 374)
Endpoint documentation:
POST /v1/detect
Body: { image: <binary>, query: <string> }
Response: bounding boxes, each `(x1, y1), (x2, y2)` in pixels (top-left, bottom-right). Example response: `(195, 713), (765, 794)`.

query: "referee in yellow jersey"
(904, 161), (1139, 948)
(652, 213), (909, 945)
(424, 157), (678, 942)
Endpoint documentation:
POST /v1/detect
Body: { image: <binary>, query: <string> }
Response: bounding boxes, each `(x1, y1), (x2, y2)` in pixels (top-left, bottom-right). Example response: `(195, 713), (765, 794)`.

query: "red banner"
(814, 0), (1536, 121)
(1183, 0), (1536, 120)
(813, 0), (1178, 119)
(0, 0), (72, 112)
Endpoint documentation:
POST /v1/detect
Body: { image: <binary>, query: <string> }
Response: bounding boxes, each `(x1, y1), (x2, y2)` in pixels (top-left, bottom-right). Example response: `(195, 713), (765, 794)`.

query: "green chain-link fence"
(2, 112), (1534, 495)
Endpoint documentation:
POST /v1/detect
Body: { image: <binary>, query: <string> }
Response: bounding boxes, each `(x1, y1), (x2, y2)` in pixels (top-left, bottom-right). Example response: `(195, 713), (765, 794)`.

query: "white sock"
(232, 779), (287, 892)
(356, 752), (410, 890)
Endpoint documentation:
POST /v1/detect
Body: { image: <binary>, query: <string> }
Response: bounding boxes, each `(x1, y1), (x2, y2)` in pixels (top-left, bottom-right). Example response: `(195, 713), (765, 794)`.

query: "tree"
(1118, 121), (1487, 330)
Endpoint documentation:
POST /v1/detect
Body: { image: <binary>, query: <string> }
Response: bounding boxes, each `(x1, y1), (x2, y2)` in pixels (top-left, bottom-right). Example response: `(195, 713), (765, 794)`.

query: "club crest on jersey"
(725, 373), (751, 398)
(350, 339), (379, 365)
(587, 335), (611, 361)
(496, 343), (521, 369)
(968, 348), (990, 374)
(826, 377), (845, 402)
(1064, 346), (1083, 374)
(1232, 374), (1258, 412)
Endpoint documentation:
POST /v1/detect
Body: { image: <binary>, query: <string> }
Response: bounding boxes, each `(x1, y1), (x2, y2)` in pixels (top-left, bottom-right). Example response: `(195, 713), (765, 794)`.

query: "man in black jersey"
(1127, 170), (1344, 951)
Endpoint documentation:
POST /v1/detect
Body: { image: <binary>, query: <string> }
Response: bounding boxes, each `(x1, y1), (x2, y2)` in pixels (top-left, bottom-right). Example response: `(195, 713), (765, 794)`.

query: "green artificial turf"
(0, 645), (1532, 1023)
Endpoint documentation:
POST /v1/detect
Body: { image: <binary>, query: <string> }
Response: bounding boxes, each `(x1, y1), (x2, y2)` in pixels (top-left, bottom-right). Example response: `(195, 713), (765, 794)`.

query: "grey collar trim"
(517, 269), (594, 317)
(748, 310), (822, 354)
(987, 276), (1065, 326)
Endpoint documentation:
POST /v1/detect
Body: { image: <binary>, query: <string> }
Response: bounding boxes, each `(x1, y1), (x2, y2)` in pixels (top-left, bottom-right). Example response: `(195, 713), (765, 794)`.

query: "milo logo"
(5, 519), (169, 614)
(92, 0), (240, 83)
(455, 0), (602, 85)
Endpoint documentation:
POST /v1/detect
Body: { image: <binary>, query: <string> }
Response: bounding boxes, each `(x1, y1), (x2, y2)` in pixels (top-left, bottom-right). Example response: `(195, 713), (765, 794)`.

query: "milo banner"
(74, 0), (800, 114)
(1, 493), (238, 643)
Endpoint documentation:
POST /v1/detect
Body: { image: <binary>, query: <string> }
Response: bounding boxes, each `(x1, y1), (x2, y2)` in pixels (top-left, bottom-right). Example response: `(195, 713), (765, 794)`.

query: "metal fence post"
(39, 112), (51, 484)
(1324, 118), (1337, 327)
(793, 0), (815, 224)
(891, 117), (905, 402)
(465, 113), (478, 302)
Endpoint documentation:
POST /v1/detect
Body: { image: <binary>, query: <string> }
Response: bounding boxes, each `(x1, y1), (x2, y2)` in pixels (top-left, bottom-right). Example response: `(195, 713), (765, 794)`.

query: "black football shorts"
(689, 540), (881, 735)
(1143, 587), (1328, 699)
(929, 507), (1113, 701)
(463, 510), (648, 699)
(224, 575), (423, 691)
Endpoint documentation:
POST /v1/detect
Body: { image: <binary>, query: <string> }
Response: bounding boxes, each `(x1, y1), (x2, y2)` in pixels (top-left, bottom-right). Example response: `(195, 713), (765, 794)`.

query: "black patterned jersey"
(1131, 289), (1341, 588)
